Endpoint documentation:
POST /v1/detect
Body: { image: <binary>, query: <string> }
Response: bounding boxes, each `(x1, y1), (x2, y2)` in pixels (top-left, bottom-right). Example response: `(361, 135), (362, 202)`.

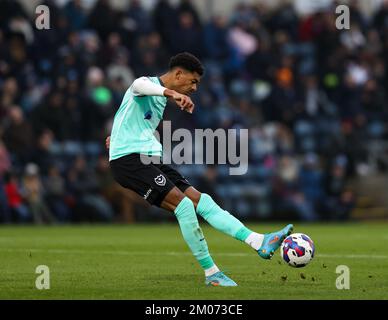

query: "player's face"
(174, 69), (201, 95)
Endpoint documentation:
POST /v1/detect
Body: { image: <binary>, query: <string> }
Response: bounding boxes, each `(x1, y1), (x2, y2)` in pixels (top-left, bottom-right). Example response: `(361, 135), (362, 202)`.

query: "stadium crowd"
(1, 0), (388, 224)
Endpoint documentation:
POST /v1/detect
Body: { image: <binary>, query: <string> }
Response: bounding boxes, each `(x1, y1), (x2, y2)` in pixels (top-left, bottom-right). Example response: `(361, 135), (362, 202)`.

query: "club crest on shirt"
(154, 174), (166, 186)
(144, 110), (152, 120)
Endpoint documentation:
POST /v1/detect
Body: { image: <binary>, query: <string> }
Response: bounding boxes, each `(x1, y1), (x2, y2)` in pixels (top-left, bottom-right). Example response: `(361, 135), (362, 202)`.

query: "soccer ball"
(280, 233), (315, 268)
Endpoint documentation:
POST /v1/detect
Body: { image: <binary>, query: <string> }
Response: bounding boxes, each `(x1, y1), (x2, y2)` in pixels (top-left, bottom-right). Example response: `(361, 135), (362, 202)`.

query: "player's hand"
(175, 93), (194, 114)
(165, 90), (194, 114)
(105, 136), (110, 149)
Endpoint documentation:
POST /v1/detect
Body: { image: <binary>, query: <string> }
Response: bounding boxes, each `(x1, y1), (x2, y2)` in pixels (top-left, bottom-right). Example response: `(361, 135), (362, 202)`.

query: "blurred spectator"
(31, 91), (66, 140)
(273, 154), (317, 221)
(0, 138), (11, 177)
(88, 0), (118, 41)
(373, 0), (388, 38)
(64, 0), (88, 31)
(298, 153), (324, 220)
(204, 15), (232, 71)
(66, 155), (114, 222)
(245, 38), (273, 82)
(1, 78), (20, 112)
(228, 22), (258, 61)
(22, 163), (55, 224)
(62, 84), (84, 141)
(265, 55), (300, 125)
(8, 15), (34, 45)
(170, 11), (203, 57)
(30, 129), (56, 175)
(132, 32), (169, 76)
(177, 0), (202, 28)
(153, 0), (178, 52)
(322, 156), (354, 220)
(102, 33), (134, 88)
(126, 0), (154, 35)
(0, 0), (28, 27)
(340, 23), (366, 51)
(0, 137), (11, 222)
(0, 175), (11, 223)
(81, 31), (101, 68)
(361, 79), (388, 121)
(3, 105), (35, 165)
(95, 155), (144, 223)
(3, 171), (30, 223)
(83, 66), (113, 140)
(44, 164), (71, 222)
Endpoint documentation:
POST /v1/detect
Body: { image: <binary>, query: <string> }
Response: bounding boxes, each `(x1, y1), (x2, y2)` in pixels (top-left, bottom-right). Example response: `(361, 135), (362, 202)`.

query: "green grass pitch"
(0, 222), (387, 299)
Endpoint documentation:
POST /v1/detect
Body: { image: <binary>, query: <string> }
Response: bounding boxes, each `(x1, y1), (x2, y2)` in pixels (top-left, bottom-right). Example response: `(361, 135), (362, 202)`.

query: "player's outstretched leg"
(173, 196), (237, 286)
(195, 193), (293, 259)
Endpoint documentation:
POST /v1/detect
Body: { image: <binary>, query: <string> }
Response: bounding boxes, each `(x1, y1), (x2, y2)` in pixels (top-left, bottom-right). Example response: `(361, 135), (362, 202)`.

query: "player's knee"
(162, 187), (188, 212)
(184, 187), (202, 209)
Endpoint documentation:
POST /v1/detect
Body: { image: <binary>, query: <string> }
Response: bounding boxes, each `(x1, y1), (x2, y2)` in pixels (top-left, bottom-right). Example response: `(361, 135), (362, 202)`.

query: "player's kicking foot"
(205, 271), (238, 287)
(258, 224), (294, 259)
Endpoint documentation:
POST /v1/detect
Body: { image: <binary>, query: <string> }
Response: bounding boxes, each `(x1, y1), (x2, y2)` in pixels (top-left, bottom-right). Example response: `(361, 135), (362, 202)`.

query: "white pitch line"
(0, 248), (387, 260)
(317, 253), (388, 259)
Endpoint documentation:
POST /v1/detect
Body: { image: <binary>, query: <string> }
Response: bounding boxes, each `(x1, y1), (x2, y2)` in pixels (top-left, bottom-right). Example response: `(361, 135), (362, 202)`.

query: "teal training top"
(109, 77), (167, 161)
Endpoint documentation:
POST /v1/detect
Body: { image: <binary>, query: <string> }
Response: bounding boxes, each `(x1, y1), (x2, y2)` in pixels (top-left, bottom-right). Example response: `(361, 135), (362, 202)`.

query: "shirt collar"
(157, 77), (165, 87)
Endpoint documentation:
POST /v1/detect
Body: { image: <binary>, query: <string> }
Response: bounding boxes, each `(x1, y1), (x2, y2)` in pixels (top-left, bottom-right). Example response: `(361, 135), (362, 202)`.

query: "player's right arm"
(163, 89), (194, 114)
(132, 77), (194, 113)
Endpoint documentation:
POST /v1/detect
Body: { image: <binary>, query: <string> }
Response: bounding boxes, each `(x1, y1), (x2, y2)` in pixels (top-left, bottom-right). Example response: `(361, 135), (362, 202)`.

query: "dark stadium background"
(1, 0), (388, 225)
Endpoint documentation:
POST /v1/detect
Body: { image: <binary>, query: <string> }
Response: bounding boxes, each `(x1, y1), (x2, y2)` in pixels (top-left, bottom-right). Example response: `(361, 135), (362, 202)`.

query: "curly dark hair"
(169, 52), (204, 76)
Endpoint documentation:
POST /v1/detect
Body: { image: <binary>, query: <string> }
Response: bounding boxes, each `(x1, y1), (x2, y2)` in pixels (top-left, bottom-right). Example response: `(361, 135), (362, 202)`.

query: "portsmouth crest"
(154, 174), (166, 186)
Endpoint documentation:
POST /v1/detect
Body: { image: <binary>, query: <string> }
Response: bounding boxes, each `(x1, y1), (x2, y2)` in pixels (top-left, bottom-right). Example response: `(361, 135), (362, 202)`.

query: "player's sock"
(244, 232), (264, 250)
(204, 265), (220, 277)
(174, 197), (218, 275)
(196, 193), (264, 250)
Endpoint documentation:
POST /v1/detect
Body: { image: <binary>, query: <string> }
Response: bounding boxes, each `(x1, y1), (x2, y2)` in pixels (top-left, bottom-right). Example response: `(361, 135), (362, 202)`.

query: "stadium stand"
(1, 0), (388, 223)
